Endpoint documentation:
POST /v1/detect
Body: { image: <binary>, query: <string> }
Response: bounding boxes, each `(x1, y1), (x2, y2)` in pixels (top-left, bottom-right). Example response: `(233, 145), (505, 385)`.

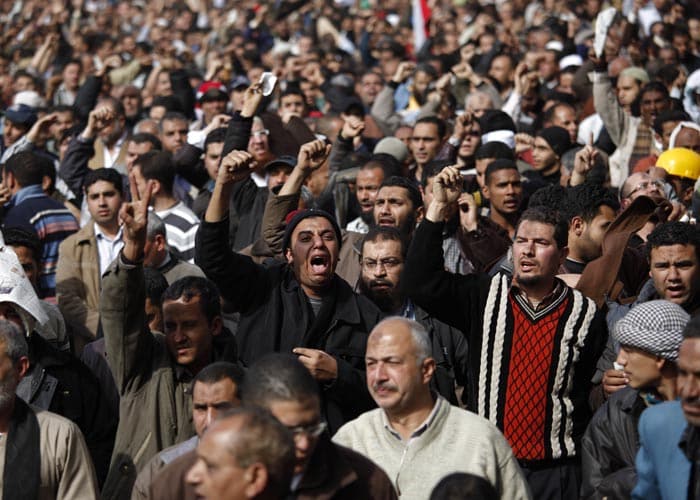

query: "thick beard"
(397, 212), (417, 239)
(360, 209), (374, 225)
(359, 278), (400, 313)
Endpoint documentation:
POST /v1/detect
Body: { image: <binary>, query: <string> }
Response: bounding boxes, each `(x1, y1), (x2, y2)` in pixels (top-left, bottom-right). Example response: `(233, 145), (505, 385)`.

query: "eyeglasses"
(286, 421), (326, 439)
(626, 179), (663, 198)
(251, 129), (270, 138)
(361, 258), (402, 270)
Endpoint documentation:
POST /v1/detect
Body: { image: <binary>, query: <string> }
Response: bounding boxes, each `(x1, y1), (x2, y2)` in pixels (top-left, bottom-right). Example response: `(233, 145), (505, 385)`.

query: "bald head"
(620, 172), (665, 207)
(187, 408), (295, 500)
(365, 317), (435, 418)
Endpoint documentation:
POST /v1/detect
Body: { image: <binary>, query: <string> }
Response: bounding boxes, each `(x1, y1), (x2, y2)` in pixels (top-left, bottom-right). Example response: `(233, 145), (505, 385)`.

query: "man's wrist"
(426, 202), (449, 222)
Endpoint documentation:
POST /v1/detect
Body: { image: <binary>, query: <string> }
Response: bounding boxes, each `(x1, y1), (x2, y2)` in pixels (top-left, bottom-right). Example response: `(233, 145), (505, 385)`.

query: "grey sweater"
(333, 395), (531, 500)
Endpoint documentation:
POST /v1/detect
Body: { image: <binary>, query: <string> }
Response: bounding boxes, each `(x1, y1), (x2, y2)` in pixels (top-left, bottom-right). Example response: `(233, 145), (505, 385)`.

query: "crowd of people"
(1, 0), (700, 498)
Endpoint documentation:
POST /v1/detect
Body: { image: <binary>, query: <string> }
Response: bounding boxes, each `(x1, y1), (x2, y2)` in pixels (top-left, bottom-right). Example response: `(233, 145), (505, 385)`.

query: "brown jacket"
(56, 222), (101, 352)
(148, 450), (197, 500)
(295, 437), (398, 500)
(148, 435), (398, 500)
(100, 258), (238, 500)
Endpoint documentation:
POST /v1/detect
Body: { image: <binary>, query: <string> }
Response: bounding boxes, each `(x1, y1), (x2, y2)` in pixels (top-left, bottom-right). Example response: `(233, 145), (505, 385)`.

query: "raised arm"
(591, 50), (629, 147)
(260, 140), (332, 255)
(101, 175), (155, 393)
(402, 165), (479, 330)
(58, 105), (116, 199)
(198, 149), (275, 311)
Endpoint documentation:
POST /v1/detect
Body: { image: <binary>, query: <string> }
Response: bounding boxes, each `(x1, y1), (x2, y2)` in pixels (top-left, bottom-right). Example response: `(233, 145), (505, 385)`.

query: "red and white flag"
(412, 0), (431, 52)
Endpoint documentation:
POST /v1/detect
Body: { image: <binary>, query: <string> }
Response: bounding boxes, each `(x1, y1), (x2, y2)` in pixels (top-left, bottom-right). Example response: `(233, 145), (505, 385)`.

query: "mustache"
(683, 396), (700, 406)
(372, 381), (398, 393)
(369, 279), (394, 288)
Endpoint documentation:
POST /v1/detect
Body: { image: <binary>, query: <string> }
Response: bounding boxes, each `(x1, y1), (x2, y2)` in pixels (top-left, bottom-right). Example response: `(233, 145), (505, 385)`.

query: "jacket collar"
(296, 434), (358, 495)
(72, 220), (97, 245)
(282, 269), (363, 326)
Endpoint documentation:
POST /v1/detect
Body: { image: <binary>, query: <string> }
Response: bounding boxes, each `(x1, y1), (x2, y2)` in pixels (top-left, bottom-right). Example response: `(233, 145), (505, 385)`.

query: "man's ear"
(244, 463), (269, 497)
(285, 247), (293, 265)
(210, 316), (223, 337)
(482, 184), (491, 200)
(3, 170), (15, 189)
(16, 356), (29, 381)
(154, 234), (167, 252)
(571, 216), (585, 237)
(422, 357), (436, 385)
(150, 180), (163, 196)
(415, 205), (425, 224)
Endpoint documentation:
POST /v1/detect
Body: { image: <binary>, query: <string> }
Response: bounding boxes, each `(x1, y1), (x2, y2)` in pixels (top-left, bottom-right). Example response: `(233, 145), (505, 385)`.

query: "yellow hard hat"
(656, 148), (700, 180)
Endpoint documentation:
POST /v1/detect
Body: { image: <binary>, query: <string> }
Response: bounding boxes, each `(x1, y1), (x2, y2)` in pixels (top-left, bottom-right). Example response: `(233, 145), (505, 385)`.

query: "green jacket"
(100, 256), (237, 500)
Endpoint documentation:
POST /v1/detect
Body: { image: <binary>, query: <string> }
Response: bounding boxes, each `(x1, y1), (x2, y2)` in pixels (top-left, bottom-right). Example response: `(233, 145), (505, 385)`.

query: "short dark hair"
(134, 151), (175, 193)
(2, 227), (41, 263)
(527, 184), (568, 211)
(144, 267), (169, 307)
(429, 472), (498, 500)
(361, 225), (407, 259)
(49, 104), (75, 116)
(151, 96), (184, 114)
(204, 128), (227, 150)
(640, 81), (670, 101)
(279, 86), (305, 103)
(130, 132), (162, 151)
(362, 155), (402, 178)
(84, 168), (124, 196)
(516, 207), (568, 249)
(160, 111), (188, 129)
(414, 116), (446, 139)
(474, 142), (515, 162)
(652, 109), (691, 135)
(193, 361), (246, 397)
(379, 176), (423, 212)
(484, 159), (519, 185)
(563, 183), (619, 224)
(62, 59), (82, 71)
(3, 152), (49, 187)
(647, 222), (700, 261)
(241, 353), (320, 407)
(162, 276), (222, 324)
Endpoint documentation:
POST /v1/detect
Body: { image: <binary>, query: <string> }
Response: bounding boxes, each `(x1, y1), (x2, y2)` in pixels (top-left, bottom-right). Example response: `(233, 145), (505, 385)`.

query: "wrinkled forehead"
(292, 216), (337, 241)
(514, 220), (556, 241)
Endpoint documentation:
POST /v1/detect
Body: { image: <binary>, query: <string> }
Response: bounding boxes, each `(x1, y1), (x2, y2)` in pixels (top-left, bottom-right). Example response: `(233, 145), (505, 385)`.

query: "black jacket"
(415, 306), (470, 407)
(580, 387), (646, 500)
(196, 218), (381, 432)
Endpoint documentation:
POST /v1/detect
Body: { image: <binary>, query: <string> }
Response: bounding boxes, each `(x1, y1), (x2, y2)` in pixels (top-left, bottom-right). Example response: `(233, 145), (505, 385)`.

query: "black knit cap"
(282, 209), (342, 251)
(536, 126), (572, 158)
